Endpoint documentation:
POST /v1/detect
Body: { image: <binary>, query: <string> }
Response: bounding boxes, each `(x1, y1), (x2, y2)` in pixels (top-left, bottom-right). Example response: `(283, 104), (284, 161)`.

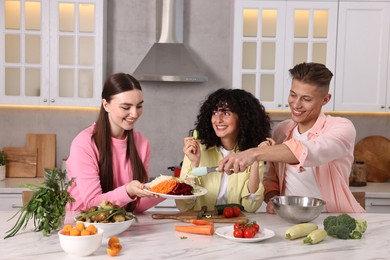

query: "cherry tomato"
(232, 206), (241, 217)
(233, 223), (241, 231)
(233, 229), (244, 238)
(244, 228), (255, 238)
(223, 207), (233, 218)
(252, 223), (260, 233)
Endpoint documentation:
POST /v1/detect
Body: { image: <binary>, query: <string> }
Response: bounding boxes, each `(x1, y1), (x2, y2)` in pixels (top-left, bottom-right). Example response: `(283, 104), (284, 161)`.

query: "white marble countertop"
(1, 210), (389, 260)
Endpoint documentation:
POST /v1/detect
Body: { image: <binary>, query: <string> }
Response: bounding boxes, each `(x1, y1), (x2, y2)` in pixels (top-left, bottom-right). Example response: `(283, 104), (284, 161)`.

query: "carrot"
(175, 224), (214, 235)
(190, 219), (214, 226)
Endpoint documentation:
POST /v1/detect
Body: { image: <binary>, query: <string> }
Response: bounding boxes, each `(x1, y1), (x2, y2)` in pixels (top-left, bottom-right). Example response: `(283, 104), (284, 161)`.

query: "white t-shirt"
(216, 147), (230, 205)
(284, 126), (323, 199)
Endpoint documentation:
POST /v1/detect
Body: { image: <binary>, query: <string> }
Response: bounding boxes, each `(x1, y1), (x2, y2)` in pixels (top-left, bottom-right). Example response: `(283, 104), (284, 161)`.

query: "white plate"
(215, 226), (275, 243)
(144, 183), (208, 199)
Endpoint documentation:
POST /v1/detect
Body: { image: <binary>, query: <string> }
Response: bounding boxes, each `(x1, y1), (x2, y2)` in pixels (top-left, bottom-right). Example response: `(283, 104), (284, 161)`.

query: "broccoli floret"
(323, 216), (337, 231)
(323, 214), (366, 240)
(354, 219), (367, 233)
(337, 214), (357, 231)
(349, 219), (367, 239)
(335, 225), (351, 240)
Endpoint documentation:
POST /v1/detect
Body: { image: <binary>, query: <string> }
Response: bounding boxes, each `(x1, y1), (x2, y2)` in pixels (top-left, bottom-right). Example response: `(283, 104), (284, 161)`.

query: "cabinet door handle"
(370, 202), (390, 207)
(12, 204), (23, 208)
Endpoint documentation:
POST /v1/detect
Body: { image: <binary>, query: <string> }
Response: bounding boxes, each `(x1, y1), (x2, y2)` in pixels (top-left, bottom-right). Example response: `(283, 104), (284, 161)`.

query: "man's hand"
(218, 148), (259, 173)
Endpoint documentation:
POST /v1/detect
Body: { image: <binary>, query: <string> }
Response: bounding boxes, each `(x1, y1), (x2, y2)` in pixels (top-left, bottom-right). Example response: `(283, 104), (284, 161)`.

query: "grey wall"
(0, 0), (390, 178)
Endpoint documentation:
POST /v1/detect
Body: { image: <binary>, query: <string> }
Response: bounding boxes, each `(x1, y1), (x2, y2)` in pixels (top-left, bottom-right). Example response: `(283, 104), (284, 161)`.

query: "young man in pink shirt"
(219, 62), (364, 213)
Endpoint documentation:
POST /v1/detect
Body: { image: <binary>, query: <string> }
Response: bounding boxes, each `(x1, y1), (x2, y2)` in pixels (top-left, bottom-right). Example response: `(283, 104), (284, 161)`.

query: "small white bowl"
(58, 228), (104, 257)
(81, 219), (134, 237)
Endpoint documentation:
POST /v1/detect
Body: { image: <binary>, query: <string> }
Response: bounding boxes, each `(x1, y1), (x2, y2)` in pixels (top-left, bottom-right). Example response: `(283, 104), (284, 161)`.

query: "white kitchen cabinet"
(0, 193), (23, 211)
(334, 1), (390, 112)
(365, 198), (390, 213)
(0, 0), (106, 107)
(232, 0), (337, 111)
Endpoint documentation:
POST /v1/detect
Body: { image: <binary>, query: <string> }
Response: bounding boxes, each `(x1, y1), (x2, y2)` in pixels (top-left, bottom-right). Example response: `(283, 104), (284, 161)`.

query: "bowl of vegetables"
(270, 196), (326, 224)
(58, 224), (104, 257)
(75, 200), (136, 237)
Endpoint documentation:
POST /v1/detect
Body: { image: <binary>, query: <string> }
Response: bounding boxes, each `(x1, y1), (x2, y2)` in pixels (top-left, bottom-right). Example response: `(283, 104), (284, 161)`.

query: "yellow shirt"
(175, 145), (264, 213)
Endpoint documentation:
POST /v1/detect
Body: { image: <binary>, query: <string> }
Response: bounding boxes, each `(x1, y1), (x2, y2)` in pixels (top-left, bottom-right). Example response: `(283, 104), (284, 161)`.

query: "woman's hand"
(266, 201), (276, 214)
(258, 137), (275, 148)
(183, 137), (201, 167)
(126, 180), (158, 198)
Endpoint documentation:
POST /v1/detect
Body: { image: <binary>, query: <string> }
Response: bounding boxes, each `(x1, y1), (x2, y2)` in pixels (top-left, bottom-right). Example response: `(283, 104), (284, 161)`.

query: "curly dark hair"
(193, 88), (271, 150)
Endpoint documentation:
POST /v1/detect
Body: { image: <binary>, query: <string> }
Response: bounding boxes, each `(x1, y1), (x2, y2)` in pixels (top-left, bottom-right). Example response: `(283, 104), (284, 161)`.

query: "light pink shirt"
(264, 113), (365, 213)
(66, 124), (163, 213)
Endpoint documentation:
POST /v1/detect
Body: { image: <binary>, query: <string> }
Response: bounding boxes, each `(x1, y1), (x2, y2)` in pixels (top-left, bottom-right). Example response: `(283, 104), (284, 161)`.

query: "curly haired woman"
(175, 88), (271, 212)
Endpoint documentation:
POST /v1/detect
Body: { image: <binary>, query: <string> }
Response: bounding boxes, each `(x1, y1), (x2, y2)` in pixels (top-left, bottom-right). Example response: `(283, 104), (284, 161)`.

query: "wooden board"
(26, 134), (56, 177)
(3, 147), (37, 178)
(152, 210), (249, 224)
(354, 135), (390, 182)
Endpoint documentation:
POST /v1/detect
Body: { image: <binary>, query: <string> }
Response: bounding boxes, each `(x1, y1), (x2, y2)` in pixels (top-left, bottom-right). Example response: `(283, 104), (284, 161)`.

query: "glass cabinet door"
(284, 1), (337, 111)
(0, 0), (105, 106)
(1, 0), (49, 105)
(233, 0), (337, 111)
(233, 1), (286, 110)
(51, 1), (101, 106)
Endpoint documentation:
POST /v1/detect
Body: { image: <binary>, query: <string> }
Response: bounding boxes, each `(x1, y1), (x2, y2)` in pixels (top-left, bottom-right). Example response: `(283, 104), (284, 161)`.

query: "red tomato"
(233, 223), (241, 231)
(233, 229), (244, 238)
(232, 206), (241, 217)
(244, 228), (255, 238)
(252, 223), (260, 233)
(223, 207), (233, 218)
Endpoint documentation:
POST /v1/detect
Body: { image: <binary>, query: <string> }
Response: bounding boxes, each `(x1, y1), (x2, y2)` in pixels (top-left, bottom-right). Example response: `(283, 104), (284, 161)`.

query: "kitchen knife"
(190, 166), (219, 176)
(197, 206), (208, 219)
(190, 166), (234, 176)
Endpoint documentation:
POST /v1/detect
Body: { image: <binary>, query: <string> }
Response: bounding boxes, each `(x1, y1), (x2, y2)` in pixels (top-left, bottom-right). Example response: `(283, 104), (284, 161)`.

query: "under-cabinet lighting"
(0, 104), (99, 111)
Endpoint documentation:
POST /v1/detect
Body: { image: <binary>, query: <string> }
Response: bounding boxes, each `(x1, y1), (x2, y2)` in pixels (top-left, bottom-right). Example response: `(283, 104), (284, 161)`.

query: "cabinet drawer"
(0, 194), (23, 211)
(366, 198), (390, 213)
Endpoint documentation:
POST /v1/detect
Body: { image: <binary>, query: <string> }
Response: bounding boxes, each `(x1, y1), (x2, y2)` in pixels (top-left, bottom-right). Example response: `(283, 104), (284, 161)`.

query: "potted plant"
(0, 150), (6, 181)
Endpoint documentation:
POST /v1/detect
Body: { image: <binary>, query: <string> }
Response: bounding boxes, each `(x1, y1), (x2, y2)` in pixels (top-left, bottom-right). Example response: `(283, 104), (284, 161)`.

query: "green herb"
(4, 168), (74, 239)
(180, 236), (188, 239)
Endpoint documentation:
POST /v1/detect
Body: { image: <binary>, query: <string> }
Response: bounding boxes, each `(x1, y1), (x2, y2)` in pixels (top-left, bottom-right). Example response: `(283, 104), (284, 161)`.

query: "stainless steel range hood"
(133, 0), (208, 82)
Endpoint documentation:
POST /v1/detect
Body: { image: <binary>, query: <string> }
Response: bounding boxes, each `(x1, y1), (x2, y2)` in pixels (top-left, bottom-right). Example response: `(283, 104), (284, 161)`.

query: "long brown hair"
(93, 73), (148, 211)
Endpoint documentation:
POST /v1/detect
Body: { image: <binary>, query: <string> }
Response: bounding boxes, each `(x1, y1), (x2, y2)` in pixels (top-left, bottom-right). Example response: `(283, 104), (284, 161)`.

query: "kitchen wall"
(0, 0), (390, 178)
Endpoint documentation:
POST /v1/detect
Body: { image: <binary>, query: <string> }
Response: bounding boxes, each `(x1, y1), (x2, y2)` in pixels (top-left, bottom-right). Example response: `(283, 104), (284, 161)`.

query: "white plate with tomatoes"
(215, 226), (275, 243)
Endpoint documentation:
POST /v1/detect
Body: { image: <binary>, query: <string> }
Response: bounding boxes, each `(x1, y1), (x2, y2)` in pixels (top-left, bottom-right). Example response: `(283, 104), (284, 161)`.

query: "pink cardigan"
(66, 124), (163, 212)
(264, 113), (365, 213)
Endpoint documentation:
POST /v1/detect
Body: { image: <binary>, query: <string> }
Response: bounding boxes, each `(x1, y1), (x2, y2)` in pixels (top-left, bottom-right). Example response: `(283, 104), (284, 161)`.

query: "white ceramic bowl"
(58, 228), (104, 257)
(271, 195), (326, 224)
(81, 219), (134, 237)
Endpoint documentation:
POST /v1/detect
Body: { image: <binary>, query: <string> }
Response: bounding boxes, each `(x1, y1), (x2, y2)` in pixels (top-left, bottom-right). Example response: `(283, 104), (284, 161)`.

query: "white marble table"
(0, 210), (389, 260)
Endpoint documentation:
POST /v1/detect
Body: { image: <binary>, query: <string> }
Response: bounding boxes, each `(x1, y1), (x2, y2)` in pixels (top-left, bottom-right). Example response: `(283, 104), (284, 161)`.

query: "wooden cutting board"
(3, 147), (37, 178)
(152, 210), (249, 224)
(26, 134), (56, 177)
(354, 135), (390, 182)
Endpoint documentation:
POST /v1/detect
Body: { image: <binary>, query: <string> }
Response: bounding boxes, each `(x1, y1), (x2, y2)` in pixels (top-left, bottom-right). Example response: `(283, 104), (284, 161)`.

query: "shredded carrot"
(149, 179), (178, 194)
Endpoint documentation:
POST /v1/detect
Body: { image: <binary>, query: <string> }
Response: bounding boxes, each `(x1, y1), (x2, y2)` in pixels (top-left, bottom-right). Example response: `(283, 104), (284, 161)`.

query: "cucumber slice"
(192, 129), (199, 139)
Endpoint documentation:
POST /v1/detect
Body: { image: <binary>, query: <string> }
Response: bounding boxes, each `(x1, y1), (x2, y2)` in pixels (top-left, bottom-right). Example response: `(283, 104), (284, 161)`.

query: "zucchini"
(215, 204), (244, 215)
(285, 223), (318, 240)
(303, 229), (327, 245)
